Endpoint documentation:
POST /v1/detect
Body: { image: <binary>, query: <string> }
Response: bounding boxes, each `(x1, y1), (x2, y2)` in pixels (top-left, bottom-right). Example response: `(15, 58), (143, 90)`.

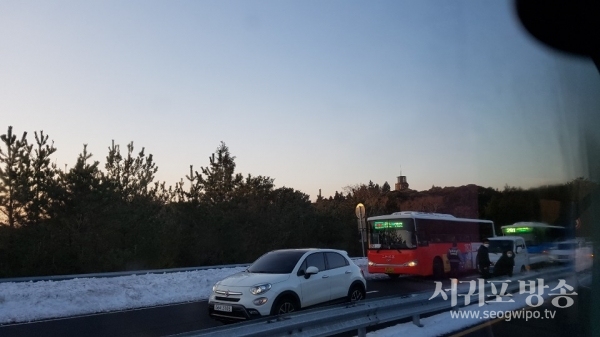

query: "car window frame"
(324, 252), (349, 270)
(296, 252), (326, 276)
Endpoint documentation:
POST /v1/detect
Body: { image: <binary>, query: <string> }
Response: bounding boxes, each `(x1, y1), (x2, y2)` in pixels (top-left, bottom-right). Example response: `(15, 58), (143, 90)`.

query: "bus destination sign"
(504, 227), (533, 233)
(374, 221), (404, 230)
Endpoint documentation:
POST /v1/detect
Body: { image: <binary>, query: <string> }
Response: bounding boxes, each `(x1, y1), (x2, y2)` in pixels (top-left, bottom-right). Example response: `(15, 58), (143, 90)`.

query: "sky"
(2, 1), (600, 201)
(0, 258), (591, 337)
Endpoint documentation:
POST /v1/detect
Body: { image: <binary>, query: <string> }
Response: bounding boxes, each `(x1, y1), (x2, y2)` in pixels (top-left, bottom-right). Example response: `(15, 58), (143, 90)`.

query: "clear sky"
(2, 1), (599, 200)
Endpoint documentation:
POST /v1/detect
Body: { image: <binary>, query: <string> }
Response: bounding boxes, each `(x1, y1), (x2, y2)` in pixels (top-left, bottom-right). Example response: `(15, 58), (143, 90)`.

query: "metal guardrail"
(172, 266), (575, 337)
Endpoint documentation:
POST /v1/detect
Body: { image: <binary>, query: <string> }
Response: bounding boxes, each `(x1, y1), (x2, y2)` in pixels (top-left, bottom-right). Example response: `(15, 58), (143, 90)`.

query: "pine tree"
(196, 142), (243, 204)
(382, 181), (391, 193)
(0, 126), (33, 227)
(27, 131), (59, 226)
(104, 141), (159, 201)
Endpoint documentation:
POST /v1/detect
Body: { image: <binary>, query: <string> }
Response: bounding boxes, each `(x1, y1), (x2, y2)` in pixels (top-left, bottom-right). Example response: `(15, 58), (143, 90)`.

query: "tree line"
(0, 126), (594, 278)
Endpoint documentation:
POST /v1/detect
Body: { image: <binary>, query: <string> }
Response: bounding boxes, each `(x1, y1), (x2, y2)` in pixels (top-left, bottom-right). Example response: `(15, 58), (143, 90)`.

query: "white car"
(549, 239), (593, 271)
(208, 248), (367, 322)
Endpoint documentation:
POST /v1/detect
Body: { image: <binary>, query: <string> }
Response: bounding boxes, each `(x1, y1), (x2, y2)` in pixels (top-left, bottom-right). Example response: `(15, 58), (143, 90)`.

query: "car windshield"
(489, 240), (514, 254)
(247, 251), (306, 274)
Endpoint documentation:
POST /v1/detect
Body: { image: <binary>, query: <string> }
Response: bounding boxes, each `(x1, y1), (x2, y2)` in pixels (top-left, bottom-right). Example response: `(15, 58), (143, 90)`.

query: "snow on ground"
(0, 258), (589, 337)
(0, 258), (378, 325)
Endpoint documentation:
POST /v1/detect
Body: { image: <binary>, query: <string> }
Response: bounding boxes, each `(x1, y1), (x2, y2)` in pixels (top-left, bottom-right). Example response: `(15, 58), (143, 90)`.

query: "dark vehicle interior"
(515, 2), (599, 336)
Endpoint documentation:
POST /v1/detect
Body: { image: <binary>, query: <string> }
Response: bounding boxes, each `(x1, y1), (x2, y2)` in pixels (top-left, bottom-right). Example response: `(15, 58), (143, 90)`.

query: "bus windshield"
(368, 218), (416, 249)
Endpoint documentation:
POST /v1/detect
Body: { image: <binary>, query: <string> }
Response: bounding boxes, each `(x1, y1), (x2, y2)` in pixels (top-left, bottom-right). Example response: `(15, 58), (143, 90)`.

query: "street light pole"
(355, 203), (366, 257)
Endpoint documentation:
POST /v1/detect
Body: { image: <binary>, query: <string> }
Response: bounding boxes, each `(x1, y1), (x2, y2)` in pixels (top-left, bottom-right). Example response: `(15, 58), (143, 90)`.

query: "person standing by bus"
(477, 239), (492, 279)
(447, 241), (462, 278)
(493, 250), (515, 277)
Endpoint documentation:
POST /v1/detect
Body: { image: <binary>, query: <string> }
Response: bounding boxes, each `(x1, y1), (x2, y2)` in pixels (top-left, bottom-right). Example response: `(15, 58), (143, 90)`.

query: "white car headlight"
(250, 283), (272, 295)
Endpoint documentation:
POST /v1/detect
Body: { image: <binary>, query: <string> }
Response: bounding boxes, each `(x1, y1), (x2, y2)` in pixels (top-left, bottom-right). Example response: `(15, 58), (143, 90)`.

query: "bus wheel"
(433, 257), (445, 279)
(387, 273), (400, 279)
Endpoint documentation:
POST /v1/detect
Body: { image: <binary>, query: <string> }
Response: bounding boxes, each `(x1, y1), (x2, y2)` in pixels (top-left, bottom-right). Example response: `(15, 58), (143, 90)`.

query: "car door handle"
(322, 275), (329, 278)
(345, 271), (352, 274)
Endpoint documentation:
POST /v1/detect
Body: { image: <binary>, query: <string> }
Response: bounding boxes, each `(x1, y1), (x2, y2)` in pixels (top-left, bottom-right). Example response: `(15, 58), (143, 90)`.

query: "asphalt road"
(0, 274), (456, 337)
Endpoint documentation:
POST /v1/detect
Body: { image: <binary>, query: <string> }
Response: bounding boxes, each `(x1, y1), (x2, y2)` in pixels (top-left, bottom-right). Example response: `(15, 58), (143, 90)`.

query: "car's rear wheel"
(348, 284), (366, 302)
(270, 296), (297, 315)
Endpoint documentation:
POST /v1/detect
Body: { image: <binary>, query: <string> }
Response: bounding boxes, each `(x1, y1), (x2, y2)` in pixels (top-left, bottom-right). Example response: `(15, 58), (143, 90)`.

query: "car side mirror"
(304, 266), (319, 279)
(516, 247), (522, 254)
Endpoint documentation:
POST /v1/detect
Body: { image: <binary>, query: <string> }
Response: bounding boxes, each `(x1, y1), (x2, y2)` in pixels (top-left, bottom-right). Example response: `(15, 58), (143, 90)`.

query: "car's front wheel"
(348, 283), (366, 302)
(270, 296), (298, 315)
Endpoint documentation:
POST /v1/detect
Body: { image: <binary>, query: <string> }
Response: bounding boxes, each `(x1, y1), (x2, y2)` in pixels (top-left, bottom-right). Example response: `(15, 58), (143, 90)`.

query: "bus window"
(368, 218), (416, 249)
(457, 234), (471, 242)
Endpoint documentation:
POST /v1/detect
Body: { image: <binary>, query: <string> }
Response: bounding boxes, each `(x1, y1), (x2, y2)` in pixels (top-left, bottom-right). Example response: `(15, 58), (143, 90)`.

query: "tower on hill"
(395, 175), (409, 191)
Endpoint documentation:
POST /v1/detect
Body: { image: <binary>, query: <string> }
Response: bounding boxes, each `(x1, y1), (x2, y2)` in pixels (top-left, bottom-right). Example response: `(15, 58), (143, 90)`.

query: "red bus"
(366, 211), (496, 278)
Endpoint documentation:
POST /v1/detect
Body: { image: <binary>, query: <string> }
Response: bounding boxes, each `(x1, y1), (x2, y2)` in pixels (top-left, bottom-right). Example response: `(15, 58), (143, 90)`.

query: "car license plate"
(385, 267), (394, 273)
(214, 304), (232, 312)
